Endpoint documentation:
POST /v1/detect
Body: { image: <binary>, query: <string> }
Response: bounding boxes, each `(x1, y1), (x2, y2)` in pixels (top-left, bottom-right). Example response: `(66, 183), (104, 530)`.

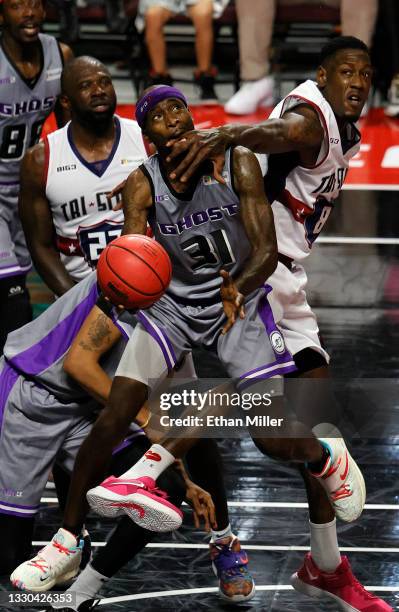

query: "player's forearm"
(65, 360), (112, 405)
(220, 120), (294, 154)
(31, 245), (75, 296)
(235, 246), (278, 296)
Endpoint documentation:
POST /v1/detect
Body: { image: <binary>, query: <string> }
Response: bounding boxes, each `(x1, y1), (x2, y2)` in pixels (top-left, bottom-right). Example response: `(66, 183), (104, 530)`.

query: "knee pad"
(0, 275), (32, 351)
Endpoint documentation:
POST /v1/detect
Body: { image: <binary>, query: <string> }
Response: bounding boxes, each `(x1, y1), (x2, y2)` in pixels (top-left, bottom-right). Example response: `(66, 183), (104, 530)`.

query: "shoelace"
(53, 540), (74, 555)
(213, 543), (248, 577)
(106, 479), (169, 500)
(27, 558), (48, 574)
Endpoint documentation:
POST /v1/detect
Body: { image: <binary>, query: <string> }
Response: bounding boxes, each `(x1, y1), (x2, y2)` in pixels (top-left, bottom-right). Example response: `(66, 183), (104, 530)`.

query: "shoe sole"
(291, 573), (360, 612)
(212, 562), (256, 603)
(87, 489), (182, 532)
(11, 566), (79, 593)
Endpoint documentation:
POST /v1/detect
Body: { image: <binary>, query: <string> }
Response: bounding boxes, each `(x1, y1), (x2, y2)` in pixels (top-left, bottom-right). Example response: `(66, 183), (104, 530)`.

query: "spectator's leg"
(144, 5), (174, 76)
(187, 0), (214, 73)
(224, 0), (276, 114)
(236, 0), (275, 82)
(340, 0), (378, 46)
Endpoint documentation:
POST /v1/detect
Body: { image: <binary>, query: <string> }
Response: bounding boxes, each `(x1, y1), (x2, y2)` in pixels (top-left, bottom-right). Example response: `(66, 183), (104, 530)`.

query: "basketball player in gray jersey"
(0, 273), (216, 593)
(0, 0), (73, 351)
(55, 87), (364, 595)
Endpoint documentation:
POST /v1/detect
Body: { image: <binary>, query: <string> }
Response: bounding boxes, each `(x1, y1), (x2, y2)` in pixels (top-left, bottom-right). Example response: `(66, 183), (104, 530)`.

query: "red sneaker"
(291, 553), (393, 611)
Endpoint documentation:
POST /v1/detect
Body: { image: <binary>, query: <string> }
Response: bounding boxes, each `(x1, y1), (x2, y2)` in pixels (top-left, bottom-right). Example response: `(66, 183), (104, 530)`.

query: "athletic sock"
(67, 563), (108, 609)
(307, 442), (331, 475)
(119, 444), (175, 480)
(309, 518), (341, 573)
(211, 523), (233, 543)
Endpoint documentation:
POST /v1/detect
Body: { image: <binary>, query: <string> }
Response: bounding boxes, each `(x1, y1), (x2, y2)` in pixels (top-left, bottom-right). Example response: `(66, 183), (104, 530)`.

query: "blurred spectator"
(380, 0), (399, 117)
(104, 0), (126, 33)
(49, 0), (79, 44)
(136, 0), (229, 102)
(225, 0), (378, 115)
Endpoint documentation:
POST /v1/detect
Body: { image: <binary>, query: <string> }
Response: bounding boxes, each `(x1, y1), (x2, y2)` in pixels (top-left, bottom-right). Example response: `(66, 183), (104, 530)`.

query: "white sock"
(309, 519), (341, 573)
(211, 523), (233, 543)
(120, 444), (175, 480)
(55, 564), (107, 610)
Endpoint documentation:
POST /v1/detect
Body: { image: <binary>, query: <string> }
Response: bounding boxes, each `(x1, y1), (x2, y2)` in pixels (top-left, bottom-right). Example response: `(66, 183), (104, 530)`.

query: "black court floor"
(1, 114), (399, 611)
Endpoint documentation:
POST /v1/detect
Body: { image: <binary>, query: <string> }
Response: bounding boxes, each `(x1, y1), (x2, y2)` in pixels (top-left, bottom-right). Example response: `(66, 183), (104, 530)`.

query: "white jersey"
(44, 115), (147, 281)
(264, 80), (361, 261)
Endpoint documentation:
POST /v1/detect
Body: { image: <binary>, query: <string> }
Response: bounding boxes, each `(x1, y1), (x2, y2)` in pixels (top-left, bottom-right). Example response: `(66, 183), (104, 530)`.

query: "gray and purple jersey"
(3, 272), (126, 405)
(0, 33), (62, 189)
(142, 149), (252, 305)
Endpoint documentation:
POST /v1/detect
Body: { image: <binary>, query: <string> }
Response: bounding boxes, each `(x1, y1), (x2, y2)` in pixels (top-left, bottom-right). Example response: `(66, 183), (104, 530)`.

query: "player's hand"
(220, 269), (245, 335)
(107, 179), (127, 210)
(185, 482), (217, 531)
(166, 129), (227, 184)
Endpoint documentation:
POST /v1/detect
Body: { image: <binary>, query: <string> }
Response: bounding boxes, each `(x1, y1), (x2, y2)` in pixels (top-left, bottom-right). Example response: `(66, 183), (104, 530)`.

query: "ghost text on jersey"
(0, 97), (56, 117)
(157, 203), (239, 236)
(60, 191), (122, 221)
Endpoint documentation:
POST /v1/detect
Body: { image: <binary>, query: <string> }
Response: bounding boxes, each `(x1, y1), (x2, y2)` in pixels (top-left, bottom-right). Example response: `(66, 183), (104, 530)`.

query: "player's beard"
(78, 100), (117, 133)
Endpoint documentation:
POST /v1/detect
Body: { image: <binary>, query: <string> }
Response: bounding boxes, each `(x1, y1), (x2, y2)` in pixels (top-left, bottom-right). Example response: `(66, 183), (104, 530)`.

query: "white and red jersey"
(44, 115), (147, 281)
(264, 80), (361, 261)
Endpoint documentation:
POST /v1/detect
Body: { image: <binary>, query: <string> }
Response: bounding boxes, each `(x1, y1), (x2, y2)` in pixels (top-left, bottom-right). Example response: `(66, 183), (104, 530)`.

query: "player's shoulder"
(117, 115), (142, 135)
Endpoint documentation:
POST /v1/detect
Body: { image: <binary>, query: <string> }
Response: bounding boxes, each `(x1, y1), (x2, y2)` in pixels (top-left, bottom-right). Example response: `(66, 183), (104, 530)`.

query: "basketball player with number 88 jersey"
(18, 56), (147, 298)
(0, 0), (73, 351)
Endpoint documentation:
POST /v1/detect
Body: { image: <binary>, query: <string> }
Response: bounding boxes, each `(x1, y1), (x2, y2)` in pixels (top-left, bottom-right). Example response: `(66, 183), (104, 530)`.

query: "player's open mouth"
(20, 23), (40, 35)
(346, 94), (363, 108)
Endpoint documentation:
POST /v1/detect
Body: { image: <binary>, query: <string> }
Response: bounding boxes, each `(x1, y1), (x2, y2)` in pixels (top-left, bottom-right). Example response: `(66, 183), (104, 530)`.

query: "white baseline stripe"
(343, 184), (399, 191)
(39, 497), (399, 510)
(99, 584), (399, 605)
(31, 541), (399, 553)
(318, 236), (399, 245)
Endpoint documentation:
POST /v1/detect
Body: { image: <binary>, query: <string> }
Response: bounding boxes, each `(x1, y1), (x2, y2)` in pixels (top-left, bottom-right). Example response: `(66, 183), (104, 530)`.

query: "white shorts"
(136, 0), (229, 30)
(267, 261), (330, 363)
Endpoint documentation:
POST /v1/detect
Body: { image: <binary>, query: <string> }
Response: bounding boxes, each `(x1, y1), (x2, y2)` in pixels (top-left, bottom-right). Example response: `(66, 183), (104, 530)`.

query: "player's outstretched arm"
(63, 303), (122, 404)
(19, 144), (76, 296)
(121, 167), (153, 235)
(232, 146), (278, 295)
(166, 105), (324, 182)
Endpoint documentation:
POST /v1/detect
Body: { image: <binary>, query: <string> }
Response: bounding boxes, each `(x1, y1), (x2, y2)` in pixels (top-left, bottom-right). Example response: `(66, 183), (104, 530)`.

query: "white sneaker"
(311, 424), (366, 523)
(224, 76), (275, 115)
(10, 528), (83, 592)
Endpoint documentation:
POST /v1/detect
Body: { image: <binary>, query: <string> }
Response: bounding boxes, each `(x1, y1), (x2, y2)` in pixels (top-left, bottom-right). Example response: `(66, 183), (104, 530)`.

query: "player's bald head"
(61, 56), (110, 96)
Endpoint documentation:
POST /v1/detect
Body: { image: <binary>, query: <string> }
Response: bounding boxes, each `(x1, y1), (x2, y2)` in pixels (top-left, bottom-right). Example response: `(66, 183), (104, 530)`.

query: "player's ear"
(59, 93), (71, 113)
(316, 65), (328, 89)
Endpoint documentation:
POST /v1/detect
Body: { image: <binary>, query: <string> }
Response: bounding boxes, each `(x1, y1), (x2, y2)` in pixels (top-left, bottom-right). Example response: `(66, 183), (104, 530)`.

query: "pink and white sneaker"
(86, 475), (183, 532)
(311, 424), (366, 522)
(291, 553), (393, 611)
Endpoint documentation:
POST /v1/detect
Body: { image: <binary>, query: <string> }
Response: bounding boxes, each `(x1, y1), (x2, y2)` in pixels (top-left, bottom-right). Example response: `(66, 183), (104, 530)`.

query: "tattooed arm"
(63, 305), (122, 404)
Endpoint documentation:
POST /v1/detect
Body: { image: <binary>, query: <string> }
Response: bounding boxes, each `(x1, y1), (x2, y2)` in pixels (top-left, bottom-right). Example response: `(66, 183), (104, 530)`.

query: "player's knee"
(145, 7), (169, 31)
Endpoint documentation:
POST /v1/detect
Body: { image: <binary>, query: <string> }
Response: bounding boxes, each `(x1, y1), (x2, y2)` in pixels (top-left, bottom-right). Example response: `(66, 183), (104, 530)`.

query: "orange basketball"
(97, 234), (172, 309)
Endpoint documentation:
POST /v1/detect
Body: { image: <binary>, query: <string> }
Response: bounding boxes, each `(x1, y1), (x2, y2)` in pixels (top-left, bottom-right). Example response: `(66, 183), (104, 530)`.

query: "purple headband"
(135, 85), (188, 129)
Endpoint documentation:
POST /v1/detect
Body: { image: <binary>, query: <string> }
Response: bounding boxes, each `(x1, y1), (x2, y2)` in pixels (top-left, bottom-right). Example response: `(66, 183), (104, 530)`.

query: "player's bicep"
(282, 106), (324, 150)
(122, 168), (153, 235)
(233, 147), (277, 252)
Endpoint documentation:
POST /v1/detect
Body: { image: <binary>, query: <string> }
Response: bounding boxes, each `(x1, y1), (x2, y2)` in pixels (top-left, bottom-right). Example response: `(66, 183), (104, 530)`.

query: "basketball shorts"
(0, 188), (31, 280)
(136, 0), (229, 30)
(268, 261), (330, 363)
(115, 285), (296, 391)
(0, 359), (144, 517)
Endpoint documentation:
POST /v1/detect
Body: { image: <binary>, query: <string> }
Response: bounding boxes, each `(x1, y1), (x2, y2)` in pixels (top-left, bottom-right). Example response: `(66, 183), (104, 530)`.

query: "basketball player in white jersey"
(18, 55), (147, 297)
(153, 37), (386, 612)
(0, 0), (73, 351)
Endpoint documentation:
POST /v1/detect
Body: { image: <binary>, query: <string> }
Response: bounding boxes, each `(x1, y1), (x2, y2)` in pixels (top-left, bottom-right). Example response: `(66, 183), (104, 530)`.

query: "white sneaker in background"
(224, 76), (275, 115)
